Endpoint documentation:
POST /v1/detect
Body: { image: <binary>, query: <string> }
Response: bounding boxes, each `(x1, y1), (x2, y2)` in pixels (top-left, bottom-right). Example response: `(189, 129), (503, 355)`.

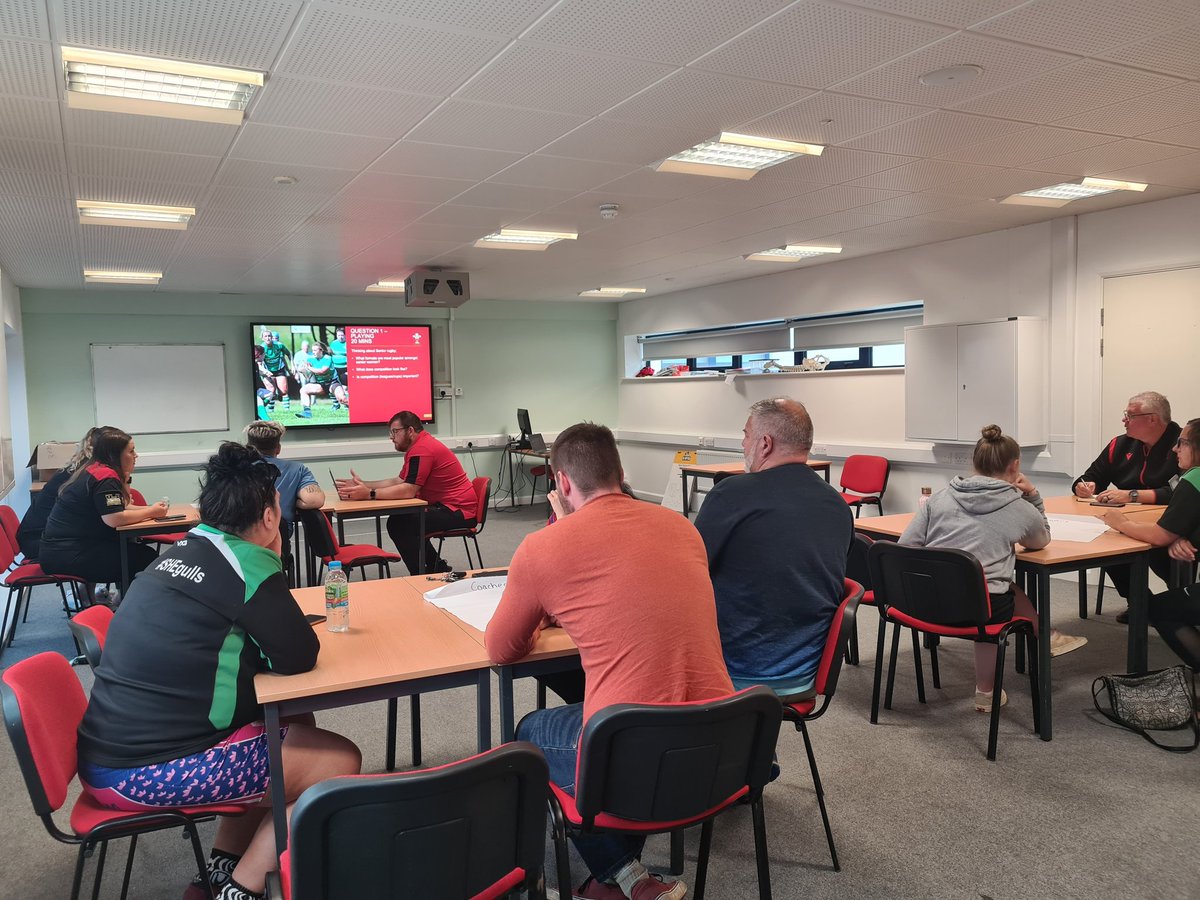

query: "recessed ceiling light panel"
(657, 132), (823, 180)
(76, 199), (195, 229)
(1000, 178), (1147, 206)
(578, 286), (648, 297)
(365, 279), (406, 292)
(83, 268), (162, 284)
(745, 244), (842, 262)
(475, 227), (578, 250)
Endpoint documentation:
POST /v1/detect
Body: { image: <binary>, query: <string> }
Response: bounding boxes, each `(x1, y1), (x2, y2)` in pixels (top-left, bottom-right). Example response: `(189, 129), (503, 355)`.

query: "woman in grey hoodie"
(900, 424), (1086, 711)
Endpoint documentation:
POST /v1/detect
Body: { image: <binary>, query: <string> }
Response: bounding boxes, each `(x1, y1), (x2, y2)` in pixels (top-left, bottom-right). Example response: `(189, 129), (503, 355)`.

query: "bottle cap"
(328, 561), (342, 569)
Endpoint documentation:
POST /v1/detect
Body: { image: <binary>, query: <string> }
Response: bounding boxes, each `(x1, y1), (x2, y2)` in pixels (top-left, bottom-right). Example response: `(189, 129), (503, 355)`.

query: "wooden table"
(855, 496), (1163, 741)
(680, 459), (833, 516)
(320, 496), (427, 573)
(254, 578), (494, 855)
(114, 505), (199, 591)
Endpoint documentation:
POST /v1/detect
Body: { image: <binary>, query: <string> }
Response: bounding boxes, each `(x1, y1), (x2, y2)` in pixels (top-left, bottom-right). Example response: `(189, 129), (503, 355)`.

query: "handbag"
(1092, 665), (1199, 752)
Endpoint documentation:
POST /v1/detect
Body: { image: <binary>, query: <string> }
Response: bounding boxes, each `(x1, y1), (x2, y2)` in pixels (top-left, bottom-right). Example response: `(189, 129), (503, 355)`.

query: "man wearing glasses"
(1073, 391), (1181, 622)
(335, 410), (476, 574)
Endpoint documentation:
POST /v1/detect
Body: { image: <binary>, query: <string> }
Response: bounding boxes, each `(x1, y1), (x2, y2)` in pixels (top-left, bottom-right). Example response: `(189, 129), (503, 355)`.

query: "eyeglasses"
(1122, 411), (1154, 421)
(388, 427), (407, 437)
(1174, 438), (1192, 449)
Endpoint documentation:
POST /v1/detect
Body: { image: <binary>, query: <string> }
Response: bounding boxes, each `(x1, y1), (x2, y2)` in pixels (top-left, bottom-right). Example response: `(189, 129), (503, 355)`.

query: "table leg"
(680, 469), (690, 517)
(417, 508), (426, 575)
(264, 703), (288, 859)
(476, 670), (492, 752)
(337, 515), (346, 546)
(1034, 570), (1053, 741)
(1126, 555), (1150, 673)
(822, 466), (830, 483)
(119, 532), (131, 594)
(375, 514), (383, 547)
(410, 694), (422, 766)
(509, 450), (517, 509)
(385, 698), (397, 772)
(499, 666), (516, 743)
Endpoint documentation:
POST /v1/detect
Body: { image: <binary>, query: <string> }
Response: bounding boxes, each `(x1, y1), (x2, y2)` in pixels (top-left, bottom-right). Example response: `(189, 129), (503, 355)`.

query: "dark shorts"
(79, 722), (288, 811)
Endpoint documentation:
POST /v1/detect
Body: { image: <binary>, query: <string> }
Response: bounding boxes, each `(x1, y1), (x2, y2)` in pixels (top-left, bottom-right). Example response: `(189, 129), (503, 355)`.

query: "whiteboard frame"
(90, 343), (229, 435)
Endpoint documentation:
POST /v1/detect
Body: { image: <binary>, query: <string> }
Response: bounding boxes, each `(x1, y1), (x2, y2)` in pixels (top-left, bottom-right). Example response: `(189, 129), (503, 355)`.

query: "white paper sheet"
(424, 576), (507, 631)
(1046, 514), (1111, 543)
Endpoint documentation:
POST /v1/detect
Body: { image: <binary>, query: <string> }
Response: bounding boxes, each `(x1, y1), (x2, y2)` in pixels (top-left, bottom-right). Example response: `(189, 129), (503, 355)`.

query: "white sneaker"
(974, 688), (1007, 713)
(1049, 632), (1088, 657)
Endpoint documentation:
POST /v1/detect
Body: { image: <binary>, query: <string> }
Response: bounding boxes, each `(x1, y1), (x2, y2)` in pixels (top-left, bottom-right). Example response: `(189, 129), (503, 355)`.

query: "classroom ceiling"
(1, 0), (1199, 301)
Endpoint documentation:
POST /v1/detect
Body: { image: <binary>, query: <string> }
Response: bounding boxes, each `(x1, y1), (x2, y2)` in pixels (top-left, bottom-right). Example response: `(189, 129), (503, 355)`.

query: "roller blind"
(638, 319), (791, 358)
(791, 304), (923, 350)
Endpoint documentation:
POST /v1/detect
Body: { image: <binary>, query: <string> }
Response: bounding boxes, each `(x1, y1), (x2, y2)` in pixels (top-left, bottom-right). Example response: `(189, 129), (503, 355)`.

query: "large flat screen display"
(253, 323), (434, 427)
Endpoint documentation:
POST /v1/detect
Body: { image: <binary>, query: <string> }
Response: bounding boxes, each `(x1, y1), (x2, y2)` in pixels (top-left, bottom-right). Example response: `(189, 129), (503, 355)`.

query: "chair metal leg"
(986, 638), (1008, 761)
(799, 721), (839, 871)
(1095, 570), (1105, 615)
(385, 698), (398, 771)
(70, 841), (90, 900)
(884, 622), (901, 710)
(846, 618), (859, 666)
(91, 839), (109, 900)
(536, 681), (547, 710)
(1027, 630), (1042, 735)
(911, 628), (926, 704)
(119, 833), (138, 900)
(471, 535), (483, 568)
(410, 694), (422, 766)
(548, 800), (573, 900)
(870, 614), (887, 723)
(694, 821), (713, 900)
(751, 797), (773, 900)
(929, 638), (941, 689)
(670, 829), (685, 875)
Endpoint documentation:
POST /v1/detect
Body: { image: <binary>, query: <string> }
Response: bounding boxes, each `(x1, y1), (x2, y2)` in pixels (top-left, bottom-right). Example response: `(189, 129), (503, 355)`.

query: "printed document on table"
(1046, 515), (1110, 543)
(424, 576), (507, 631)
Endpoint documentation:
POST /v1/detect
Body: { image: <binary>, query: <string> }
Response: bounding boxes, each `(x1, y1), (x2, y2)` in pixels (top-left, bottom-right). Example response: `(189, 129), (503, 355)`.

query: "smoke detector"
(599, 203), (620, 220)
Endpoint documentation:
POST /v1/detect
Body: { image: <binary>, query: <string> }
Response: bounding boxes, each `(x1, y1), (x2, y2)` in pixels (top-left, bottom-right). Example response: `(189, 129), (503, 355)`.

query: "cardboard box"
(26, 441), (79, 481)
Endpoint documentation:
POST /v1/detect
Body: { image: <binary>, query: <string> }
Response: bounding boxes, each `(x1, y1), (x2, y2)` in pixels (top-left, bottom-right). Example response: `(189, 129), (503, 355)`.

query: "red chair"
(0, 511), (87, 659)
(1, 652), (247, 900)
(268, 743), (553, 900)
(547, 687), (783, 900)
(428, 477), (491, 569)
(297, 507), (400, 581)
(128, 489), (187, 549)
(67, 604), (114, 668)
(837, 455), (890, 518)
(782, 578), (862, 872)
(867, 542), (1040, 760)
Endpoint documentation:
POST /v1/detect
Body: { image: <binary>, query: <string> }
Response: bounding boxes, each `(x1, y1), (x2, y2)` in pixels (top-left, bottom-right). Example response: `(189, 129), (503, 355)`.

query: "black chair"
(547, 687), (783, 900)
(269, 743), (553, 900)
(867, 542), (1040, 760)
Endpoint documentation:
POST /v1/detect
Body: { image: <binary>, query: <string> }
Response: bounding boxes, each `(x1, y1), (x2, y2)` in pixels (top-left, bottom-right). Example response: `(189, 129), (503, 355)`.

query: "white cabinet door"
(904, 324), (959, 441)
(957, 321), (1017, 441)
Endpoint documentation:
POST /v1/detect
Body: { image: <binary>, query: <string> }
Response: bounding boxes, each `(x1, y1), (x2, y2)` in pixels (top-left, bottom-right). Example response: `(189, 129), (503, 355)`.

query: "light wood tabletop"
(321, 497), (428, 515)
(680, 458), (833, 515)
(115, 505), (200, 590)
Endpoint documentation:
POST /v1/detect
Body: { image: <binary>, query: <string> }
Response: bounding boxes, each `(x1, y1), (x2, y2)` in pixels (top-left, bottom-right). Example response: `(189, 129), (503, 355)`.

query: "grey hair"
(244, 419), (286, 453)
(1129, 391), (1171, 422)
(748, 397), (813, 453)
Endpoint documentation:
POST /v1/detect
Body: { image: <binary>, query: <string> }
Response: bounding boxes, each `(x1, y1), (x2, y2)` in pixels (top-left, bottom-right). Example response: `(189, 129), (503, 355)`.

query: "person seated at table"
(1073, 390), (1181, 623)
(76, 442), (362, 900)
(1103, 417), (1200, 672)
(486, 422), (733, 900)
(335, 410), (476, 575)
(902, 424), (1086, 713)
(16, 426), (98, 559)
(38, 426), (167, 587)
(694, 398), (853, 701)
(243, 420), (325, 537)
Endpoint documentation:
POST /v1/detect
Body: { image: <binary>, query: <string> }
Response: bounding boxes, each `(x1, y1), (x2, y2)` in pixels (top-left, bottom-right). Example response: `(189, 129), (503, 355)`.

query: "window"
(691, 354), (735, 371)
(872, 343), (905, 367)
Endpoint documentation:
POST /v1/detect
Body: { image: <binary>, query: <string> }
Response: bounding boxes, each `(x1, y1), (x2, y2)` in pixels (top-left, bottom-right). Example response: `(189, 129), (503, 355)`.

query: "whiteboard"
(91, 343), (228, 434)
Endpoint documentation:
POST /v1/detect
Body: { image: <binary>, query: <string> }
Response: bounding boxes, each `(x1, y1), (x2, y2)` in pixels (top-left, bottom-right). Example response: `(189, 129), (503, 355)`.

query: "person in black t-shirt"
(16, 426), (98, 559)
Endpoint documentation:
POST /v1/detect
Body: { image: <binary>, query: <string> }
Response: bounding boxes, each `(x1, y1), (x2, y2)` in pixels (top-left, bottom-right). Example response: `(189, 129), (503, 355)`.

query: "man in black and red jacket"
(1073, 390), (1181, 621)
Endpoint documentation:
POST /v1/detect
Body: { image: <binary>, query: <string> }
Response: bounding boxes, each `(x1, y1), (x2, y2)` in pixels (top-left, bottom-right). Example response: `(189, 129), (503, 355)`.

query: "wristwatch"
(369, 488), (377, 500)
(1129, 490), (1140, 504)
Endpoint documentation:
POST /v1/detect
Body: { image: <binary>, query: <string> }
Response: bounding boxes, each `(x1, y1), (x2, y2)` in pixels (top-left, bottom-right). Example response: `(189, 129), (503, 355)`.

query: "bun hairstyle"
(972, 424), (1020, 478)
(198, 441), (279, 536)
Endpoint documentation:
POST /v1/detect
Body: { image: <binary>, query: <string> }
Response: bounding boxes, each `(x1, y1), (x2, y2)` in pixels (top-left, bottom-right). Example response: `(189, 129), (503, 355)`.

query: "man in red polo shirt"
(335, 410), (476, 574)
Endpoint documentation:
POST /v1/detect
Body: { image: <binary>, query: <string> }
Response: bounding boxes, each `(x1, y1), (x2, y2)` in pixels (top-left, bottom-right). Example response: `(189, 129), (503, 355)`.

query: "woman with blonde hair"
(17, 426), (99, 559)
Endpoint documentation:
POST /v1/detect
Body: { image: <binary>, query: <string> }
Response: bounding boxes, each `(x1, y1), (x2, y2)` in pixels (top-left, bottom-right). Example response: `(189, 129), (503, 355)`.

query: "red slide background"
(345, 325), (433, 424)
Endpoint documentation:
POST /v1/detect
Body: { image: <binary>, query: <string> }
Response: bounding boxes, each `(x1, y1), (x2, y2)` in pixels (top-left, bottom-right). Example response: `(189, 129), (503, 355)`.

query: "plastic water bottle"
(918, 486), (932, 508)
(324, 561), (349, 632)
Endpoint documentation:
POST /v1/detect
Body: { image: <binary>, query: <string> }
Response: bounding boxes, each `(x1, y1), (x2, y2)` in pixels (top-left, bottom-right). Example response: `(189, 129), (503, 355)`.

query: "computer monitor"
(516, 408), (533, 450)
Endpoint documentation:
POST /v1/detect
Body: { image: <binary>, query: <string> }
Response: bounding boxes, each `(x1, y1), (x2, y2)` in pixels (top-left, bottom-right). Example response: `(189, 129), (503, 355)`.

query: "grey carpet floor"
(1, 500), (1197, 899)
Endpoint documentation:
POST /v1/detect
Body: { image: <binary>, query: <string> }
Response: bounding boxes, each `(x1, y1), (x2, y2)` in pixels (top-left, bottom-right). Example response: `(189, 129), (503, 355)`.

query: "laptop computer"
(529, 433), (547, 452)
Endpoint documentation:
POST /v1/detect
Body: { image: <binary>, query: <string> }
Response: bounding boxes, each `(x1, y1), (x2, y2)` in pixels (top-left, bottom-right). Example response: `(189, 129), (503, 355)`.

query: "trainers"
(1115, 606), (1130, 624)
(1049, 632), (1088, 657)
(974, 688), (1008, 713)
(630, 875), (687, 900)
(574, 877), (627, 900)
(296, 408), (312, 418)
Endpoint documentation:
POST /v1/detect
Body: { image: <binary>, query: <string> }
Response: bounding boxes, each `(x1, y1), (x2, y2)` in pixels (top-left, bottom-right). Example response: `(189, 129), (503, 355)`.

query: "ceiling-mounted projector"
(404, 269), (470, 308)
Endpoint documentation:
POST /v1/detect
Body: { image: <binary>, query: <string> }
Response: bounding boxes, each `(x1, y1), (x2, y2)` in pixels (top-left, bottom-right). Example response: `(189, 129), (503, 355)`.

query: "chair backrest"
(1, 652), (88, 816)
(297, 507), (339, 560)
(839, 455), (890, 496)
(574, 687), (782, 825)
(868, 541), (992, 630)
(846, 533), (873, 591)
(0, 505), (21, 552)
(472, 477), (491, 531)
(129, 488), (147, 506)
(286, 742), (549, 900)
(812, 579), (864, 697)
(66, 604), (114, 668)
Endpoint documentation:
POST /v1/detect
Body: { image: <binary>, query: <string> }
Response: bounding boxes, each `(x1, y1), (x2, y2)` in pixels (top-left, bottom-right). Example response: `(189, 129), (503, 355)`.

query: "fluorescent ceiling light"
(578, 286), (648, 297)
(745, 244), (842, 262)
(365, 279), (406, 292)
(657, 132), (824, 180)
(475, 227), (578, 250)
(84, 269), (162, 284)
(62, 46), (264, 125)
(76, 199), (195, 229)
(1000, 178), (1148, 207)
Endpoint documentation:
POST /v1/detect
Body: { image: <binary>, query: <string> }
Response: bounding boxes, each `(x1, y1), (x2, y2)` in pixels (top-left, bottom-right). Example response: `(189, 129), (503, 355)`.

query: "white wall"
(1, 269), (29, 513)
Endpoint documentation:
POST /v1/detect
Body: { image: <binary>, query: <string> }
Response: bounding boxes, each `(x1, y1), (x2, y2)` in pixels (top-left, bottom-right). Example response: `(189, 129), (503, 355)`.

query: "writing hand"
(1102, 509), (1127, 530)
(1168, 537), (1197, 562)
(1075, 481), (1096, 498)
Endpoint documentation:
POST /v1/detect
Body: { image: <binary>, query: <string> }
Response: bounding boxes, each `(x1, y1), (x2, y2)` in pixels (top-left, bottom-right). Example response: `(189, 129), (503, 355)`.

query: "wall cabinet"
(905, 317), (1047, 445)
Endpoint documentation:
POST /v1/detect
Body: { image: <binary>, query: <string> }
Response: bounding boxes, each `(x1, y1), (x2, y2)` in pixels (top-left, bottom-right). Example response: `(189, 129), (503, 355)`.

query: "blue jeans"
(516, 703), (644, 883)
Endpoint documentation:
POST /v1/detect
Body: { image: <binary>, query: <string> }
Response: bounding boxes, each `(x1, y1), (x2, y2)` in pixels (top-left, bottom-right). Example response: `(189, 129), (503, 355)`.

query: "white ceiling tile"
(198, 187), (332, 230)
(1098, 23), (1200, 79)
(59, 0), (302, 70)
(0, 168), (68, 198)
(406, 101), (589, 153)
(413, 205), (511, 229)
(854, 191), (978, 217)
(369, 141), (524, 180)
(1141, 120), (1200, 150)
(696, 0), (953, 89)
(0, 38), (56, 98)
(754, 147), (917, 184)
(392, 222), (491, 244)
(970, 0), (1197, 57)
(525, 0), (795, 66)
(845, 111), (1041, 155)
(266, 221), (383, 259)
(1049, 83), (1200, 138)
(251, 77), (443, 139)
(213, 159), (359, 194)
(488, 155), (639, 192)
(832, 32), (1077, 106)
(605, 69), (813, 130)
(68, 145), (221, 184)
(309, 197), (435, 227)
(80, 226), (182, 270)
(541, 118), (712, 165)
(0, 97), (61, 142)
(230, 123), (391, 169)
(0, 0), (49, 39)
(278, 6), (507, 94)
(1090, 152), (1200, 190)
(173, 227), (287, 260)
(0, 138), (66, 173)
(340, 238), (469, 275)
(1028, 139), (1194, 177)
(340, 171), (475, 204)
(528, 191), (680, 231)
(746, 92), (930, 145)
(594, 168), (721, 201)
(936, 126), (1119, 166)
(921, 197), (1065, 225)
(674, 177), (829, 213)
(850, 158), (1003, 191)
(928, 168), (1075, 199)
(445, 181), (579, 211)
(837, 0), (1027, 28)
(952, 61), (1183, 124)
(458, 43), (675, 116)
(64, 108), (240, 157)
(75, 177), (203, 207)
(320, 0), (550, 34)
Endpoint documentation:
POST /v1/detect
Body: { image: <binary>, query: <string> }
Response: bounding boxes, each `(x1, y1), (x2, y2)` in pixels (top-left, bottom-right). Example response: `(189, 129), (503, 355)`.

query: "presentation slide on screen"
(253, 323), (433, 427)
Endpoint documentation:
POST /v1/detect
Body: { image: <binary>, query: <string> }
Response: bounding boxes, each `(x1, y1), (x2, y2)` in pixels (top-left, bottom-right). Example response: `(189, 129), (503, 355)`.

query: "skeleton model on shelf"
(763, 355), (829, 373)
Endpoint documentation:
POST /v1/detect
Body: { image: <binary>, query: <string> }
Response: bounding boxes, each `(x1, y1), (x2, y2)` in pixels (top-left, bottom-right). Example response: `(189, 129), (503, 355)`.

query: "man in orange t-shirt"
(486, 422), (732, 900)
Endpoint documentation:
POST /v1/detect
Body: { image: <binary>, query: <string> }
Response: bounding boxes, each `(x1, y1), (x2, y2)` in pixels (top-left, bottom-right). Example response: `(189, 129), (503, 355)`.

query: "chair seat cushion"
(140, 531), (187, 544)
(6, 562), (86, 587)
(838, 492), (879, 505)
(70, 790), (250, 835)
(783, 699), (816, 718)
(549, 782), (748, 833)
(330, 544), (401, 567)
(886, 606), (1035, 638)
